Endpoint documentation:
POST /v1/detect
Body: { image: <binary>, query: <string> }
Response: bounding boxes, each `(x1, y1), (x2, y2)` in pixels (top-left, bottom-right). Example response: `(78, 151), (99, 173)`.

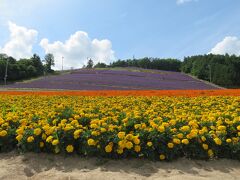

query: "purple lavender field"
(3, 68), (219, 90)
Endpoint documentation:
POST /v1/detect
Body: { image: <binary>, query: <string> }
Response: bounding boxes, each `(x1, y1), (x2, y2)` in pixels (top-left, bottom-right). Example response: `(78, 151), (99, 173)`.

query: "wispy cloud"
(176, 0), (198, 5)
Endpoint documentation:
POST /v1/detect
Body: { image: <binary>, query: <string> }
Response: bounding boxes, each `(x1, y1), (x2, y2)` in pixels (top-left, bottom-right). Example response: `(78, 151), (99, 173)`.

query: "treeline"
(94, 57), (182, 72)
(0, 53), (55, 83)
(181, 54), (240, 87)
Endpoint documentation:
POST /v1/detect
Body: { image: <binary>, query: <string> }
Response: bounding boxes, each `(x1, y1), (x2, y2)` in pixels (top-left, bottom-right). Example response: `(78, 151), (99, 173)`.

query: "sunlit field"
(1, 93), (239, 161)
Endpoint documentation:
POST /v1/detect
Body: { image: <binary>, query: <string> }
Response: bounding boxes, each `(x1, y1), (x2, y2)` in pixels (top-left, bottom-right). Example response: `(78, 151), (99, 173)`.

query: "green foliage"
(86, 59), (94, 68)
(0, 53), (45, 83)
(181, 54), (240, 87)
(44, 53), (55, 73)
(94, 62), (107, 68)
(109, 57), (182, 72)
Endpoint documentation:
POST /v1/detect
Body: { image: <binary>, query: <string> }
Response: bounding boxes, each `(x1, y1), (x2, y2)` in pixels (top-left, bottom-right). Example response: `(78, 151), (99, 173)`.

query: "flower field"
(0, 92), (239, 161)
(4, 69), (218, 90)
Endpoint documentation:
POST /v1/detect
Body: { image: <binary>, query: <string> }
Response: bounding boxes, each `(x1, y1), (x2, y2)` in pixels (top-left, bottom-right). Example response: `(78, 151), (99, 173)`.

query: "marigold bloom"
(27, 136), (34, 143)
(87, 138), (96, 146)
(117, 132), (125, 139)
(52, 139), (59, 146)
(167, 143), (174, 149)
(159, 154), (165, 160)
(134, 145), (141, 152)
(147, 142), (153, 147)
(105, 145), (113, 153)
(181, 139), (189, 145)
(202, 143), (208, 150)
(126, 141), (133, 149)
(0, 130), (7, 137)
(214, 137), (222, 145)
(66, 145), (74, 153)
(34, 128), (42, 136)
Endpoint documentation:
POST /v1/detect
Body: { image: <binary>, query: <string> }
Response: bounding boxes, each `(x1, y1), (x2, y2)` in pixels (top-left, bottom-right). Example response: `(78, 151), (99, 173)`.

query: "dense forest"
(181, 54), (240, 87)
(0, 53), (55, 84)
(107, 58), (182, 72)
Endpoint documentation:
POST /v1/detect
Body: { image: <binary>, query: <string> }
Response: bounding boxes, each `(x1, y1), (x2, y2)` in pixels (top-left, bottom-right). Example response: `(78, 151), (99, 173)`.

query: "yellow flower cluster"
(0, 95), (239, 160)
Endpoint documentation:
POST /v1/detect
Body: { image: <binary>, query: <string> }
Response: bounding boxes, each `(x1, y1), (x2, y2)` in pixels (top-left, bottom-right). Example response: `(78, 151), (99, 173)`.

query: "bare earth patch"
(0, 152), (239, 180)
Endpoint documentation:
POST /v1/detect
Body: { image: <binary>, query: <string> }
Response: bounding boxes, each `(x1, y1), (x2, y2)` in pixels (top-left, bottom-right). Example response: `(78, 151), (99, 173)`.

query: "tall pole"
(62, 56), (64, 71)
(4, 58), (9, 85)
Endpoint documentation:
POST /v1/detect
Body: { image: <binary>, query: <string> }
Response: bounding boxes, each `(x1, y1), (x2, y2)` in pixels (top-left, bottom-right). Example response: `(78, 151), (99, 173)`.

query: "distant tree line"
(0, 53), (55, 83)
(93, 57), (182, 72)
(181, 54), (240, 87)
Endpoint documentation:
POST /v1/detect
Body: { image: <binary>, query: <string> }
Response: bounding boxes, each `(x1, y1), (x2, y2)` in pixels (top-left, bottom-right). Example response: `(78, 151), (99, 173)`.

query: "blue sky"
(0, 0), (240, 69)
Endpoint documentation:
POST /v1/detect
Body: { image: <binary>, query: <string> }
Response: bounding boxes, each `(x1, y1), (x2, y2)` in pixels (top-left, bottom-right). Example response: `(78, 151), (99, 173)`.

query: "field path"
(0, 152), (239, 180)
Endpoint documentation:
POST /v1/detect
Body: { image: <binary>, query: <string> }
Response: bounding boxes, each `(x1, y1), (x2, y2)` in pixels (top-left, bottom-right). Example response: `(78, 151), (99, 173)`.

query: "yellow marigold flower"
(158, 126), (165, 132)
(147, 142), (153, 147)
(42, 133), (47, 140)
(117, 148), (124, 154)
(201, 136), (206, 142)
(217, 125), (226, 131)
(74, 129), (81, 136)
(117, 132), (125, 139)
(27, 136), (34, 143)
(90, 123), (98, 129)
(46, 136), (53, 143)
(169, 120), (176, 126)
(180, 126), (190, 132)
(159, 154), (165, 160)
(40, 142), (44, 148)
(0, 130), (7, 137)
(33, 128), (42, 136)
(87, 138), (96, 146)
(133, 137), (140, 145)
(118, 140), (126, 148)
(105, 145), (113, 153)
(126, 134), (133, 140)
(134, 145), (141, 152)
(52, 139), (59, 146)
(167, 142), (174, 149)
(173, 138), (181, 144)
(100, 128), (106, 133)
(226, 138), (232, 143)
(214, 137), (222, 145)
(202, 143), (208, 150)
(91, 131), (99, 136)
(208, 149), (214, 157)
(66, 145), (74, 153)
(16, 134), (23, 141)
(126, 141), (133, 149)
(237, 125), (240, 131)
(16, 128), (24, 134)
(181, 139), (189, 145)
(177, 133), (184, 139)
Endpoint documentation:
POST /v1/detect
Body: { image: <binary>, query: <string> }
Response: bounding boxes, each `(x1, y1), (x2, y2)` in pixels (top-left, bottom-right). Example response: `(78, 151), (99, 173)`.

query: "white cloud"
(40, 31), (115, 70)
(209, 36), (240, 55)
(0, 21), (38, 59)
(176, 0), (197, 5)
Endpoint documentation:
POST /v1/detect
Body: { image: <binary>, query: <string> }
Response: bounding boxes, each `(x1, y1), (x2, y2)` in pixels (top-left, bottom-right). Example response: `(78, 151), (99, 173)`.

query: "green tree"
(94, 62), (107, 68)
(86, 58), (94, 68)
(31, 54), (44, 76)
(44, 53), (55, 73)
